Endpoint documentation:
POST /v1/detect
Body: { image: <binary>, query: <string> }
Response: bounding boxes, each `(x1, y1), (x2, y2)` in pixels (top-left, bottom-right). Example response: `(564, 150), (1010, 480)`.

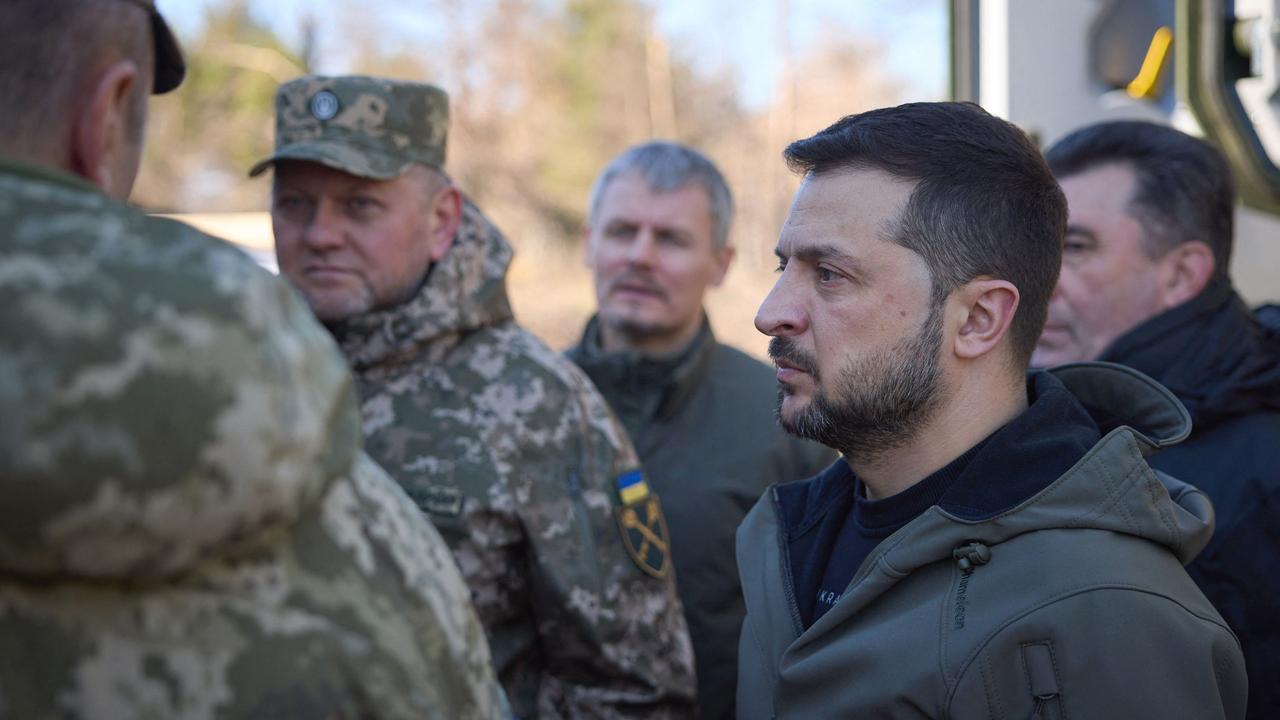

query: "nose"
(625, 227), (658, 267)
(301, 200), (344, 253)
(755, 270), (808, 338)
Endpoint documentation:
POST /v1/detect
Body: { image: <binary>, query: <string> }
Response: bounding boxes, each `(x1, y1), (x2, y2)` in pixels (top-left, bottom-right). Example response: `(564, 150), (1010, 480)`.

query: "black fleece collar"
(777, 371), (1102, 534)
(570, 314), (717, 423)
(1099, 277), (1280, 426)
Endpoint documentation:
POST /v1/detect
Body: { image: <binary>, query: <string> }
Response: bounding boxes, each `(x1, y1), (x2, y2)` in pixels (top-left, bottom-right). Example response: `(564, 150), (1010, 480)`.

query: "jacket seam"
(945, 583), (1240, 711)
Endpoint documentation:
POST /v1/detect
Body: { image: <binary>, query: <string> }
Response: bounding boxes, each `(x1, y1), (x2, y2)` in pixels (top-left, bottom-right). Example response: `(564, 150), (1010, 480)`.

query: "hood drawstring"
(953, 542), (991, 572)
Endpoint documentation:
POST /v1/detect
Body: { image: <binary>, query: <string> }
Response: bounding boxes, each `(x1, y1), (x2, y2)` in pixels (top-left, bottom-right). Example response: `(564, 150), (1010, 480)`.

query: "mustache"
(768, 337), (819, 377)
(608, 272), (667, 298)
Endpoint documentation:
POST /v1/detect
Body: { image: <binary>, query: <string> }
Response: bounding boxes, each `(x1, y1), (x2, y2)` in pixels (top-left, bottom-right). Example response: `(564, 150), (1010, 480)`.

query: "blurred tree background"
(138, 0), (938, 351)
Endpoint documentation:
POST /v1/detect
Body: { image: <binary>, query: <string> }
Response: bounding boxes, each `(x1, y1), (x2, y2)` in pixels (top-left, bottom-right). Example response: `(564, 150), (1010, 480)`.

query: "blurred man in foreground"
(736, 102), (1247, 718)
(259, 75), (696, 719)
(1038, 120), (1280, 718)
(567, 141), (834, 719)
(0, 2), (506, 718)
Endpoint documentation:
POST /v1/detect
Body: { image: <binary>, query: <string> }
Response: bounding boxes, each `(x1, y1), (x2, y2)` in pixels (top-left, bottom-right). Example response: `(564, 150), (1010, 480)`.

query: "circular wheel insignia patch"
(309, 91), (340, 120)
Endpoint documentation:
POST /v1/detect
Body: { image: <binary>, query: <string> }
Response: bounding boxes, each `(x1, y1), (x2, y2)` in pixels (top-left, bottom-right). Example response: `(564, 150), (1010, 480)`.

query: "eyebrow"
(1064, 224), (1097, 240)
(776, 243), (860, 268)
(606, 218), (694, 242)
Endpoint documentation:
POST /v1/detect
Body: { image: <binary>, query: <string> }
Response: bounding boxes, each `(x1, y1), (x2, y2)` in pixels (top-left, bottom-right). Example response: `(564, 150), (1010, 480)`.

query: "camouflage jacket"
(328, 199), (697, 719)
(0, 160), (508, 720)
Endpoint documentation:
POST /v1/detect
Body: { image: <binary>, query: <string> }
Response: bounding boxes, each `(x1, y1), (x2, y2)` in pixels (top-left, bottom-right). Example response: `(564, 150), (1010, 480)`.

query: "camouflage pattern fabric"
(250, 75), (449, 180)
(328, 197), (697, 719)
(0, 159), (508, 719)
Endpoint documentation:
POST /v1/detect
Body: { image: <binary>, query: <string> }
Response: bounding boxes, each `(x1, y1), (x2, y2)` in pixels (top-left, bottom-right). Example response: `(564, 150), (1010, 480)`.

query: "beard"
(770, 303), (946, 460)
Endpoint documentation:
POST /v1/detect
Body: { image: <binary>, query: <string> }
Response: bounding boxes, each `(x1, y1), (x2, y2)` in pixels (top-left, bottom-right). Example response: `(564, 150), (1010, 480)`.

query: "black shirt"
(779, 372), (1102, 630)
(810, 440), (990, 625)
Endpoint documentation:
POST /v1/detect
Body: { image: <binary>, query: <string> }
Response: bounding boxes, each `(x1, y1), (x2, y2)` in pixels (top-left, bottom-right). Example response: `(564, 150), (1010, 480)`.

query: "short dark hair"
(784, 101), (1067, 368)
(0, 0), (151, 160)
(1045, 120), (1235, 275)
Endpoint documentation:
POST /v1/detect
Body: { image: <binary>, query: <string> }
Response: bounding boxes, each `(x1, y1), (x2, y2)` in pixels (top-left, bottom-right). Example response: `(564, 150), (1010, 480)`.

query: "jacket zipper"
(771, 488), (805, 636)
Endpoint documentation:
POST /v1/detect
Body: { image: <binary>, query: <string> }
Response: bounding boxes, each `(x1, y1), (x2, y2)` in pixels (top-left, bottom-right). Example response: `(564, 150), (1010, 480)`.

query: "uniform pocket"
(1020, 641), (1063, 720)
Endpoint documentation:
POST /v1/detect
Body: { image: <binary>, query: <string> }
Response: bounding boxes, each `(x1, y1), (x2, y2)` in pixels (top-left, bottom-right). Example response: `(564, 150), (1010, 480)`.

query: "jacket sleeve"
(519, 371), (697, 719)
(948, 587), (1248, 720)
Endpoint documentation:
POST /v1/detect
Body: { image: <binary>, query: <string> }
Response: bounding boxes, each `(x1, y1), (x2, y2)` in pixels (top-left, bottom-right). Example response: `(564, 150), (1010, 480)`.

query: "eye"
(606, 223), (636, 240)
(656, 230), (690, 248)
(347, 195), (379, 213)
(1062, 232), (1096, 255)
(273, 194), (309, 215)
(816, 266), (840, 283)
(774, 257), (788, 273)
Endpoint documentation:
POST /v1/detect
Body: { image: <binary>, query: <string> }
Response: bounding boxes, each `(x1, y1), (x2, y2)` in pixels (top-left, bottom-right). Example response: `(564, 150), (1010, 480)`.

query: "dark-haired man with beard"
(734, 102), (1248, 719)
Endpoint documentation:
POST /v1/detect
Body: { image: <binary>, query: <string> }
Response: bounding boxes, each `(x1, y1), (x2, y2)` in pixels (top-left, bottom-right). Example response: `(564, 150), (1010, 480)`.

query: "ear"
(426, 185), (463, 262)
(1157, 241), (1215, 310)
(951, 278), (1020, 361)
(581, 224), (596, 268)
(71, 60), (139, 195)
(709, 243), (736, 287)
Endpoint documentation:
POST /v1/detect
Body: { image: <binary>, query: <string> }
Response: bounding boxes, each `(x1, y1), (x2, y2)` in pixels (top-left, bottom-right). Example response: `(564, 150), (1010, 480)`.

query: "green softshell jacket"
(736, 363), (1248, 719)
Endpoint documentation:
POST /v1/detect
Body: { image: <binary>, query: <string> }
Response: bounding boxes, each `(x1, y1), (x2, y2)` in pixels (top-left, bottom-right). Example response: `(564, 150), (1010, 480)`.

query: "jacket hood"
(0, 165), (361, 584)
(863, 363), (1208, 578)
(1100, 277), (1280, 428)
(330, 197), (515, 371)
(744, 362), (1209, 641)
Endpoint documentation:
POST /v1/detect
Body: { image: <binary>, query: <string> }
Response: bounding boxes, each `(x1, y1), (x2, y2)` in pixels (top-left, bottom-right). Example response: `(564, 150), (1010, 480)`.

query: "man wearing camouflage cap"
(258, 75), (697, 719)
(0, 3), (507, 717)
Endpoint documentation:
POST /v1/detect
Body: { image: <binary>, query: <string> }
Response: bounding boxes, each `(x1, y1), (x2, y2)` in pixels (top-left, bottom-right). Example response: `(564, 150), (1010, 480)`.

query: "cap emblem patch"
(309, 91), (340, 120)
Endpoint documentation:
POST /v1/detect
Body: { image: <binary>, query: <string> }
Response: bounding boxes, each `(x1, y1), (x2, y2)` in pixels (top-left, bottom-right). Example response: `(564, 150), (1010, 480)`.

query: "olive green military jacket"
(0, 160), (508, 719)
(736, 364), (1247, 719)
(328, 198), (697, 719)
(568, 316), (836, 720)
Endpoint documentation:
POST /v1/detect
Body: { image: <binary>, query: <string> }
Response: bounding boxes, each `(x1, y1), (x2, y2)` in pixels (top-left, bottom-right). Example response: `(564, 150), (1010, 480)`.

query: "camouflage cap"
(119, 0), (186, 94)
(249, 75), (449, 180)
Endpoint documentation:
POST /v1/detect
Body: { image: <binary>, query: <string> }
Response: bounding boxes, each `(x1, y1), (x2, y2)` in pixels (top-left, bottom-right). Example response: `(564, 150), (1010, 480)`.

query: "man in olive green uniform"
(0, 3), (507, 718)
(568, 141), (835, 719)
(258, 75), (696, 719)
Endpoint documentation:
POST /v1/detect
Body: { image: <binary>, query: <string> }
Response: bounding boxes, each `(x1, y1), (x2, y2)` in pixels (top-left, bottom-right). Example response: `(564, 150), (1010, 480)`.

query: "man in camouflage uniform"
(258, 75), (697, 719)
(0, 3), (507, 718)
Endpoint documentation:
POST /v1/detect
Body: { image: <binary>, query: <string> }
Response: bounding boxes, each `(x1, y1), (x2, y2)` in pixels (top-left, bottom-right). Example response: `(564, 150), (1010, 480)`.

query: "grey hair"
(588, 141), (735, 248)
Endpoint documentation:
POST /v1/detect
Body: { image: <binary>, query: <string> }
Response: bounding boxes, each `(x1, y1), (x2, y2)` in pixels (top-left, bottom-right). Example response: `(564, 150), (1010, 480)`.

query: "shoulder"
(948, 579), (1245, 720)
(1154, 409), (1280, 485)
(708, 341), (775, 382)
(454, 321), (613, 416)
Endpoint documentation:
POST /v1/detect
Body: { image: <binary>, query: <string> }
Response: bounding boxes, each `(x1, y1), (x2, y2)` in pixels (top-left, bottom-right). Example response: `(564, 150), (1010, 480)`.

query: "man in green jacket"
(737, 102), (1247, 718)
(259, 75), (696, 719)
(0, 3), (506, 717)
(567, 141), (835, 719)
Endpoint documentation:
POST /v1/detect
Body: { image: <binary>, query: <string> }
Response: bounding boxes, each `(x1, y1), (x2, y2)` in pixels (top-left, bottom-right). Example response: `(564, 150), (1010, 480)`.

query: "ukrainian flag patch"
(617, 469), (650, 506)
(614, 469), (671, 579)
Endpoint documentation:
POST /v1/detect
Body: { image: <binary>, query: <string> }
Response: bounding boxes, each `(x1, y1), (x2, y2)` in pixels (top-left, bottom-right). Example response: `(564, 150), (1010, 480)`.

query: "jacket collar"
(569, 314), (716, 423)
(0, 158), (104, 197)
(1098, 276), (1280, 425)
(328, 197), (515, 372)
(745, 362), (1206, 649)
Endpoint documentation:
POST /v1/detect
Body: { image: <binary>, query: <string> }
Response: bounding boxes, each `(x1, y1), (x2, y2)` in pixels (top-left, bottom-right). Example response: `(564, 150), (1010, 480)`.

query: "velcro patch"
(614, 470), (671, 579)
(408, 485), (464, 518)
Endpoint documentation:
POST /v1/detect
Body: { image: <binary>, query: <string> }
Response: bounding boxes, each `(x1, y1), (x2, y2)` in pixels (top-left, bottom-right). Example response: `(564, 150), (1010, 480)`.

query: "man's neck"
(850, 373), (1028, 501)
(598, 313), (704, 358)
